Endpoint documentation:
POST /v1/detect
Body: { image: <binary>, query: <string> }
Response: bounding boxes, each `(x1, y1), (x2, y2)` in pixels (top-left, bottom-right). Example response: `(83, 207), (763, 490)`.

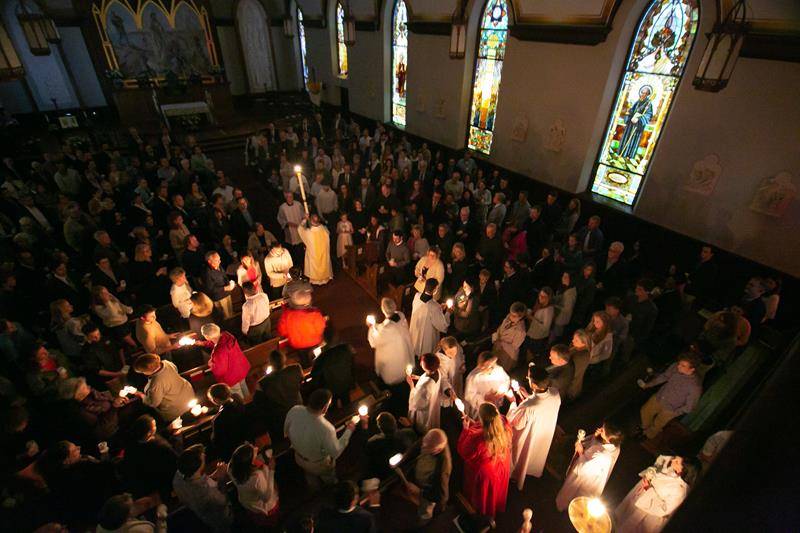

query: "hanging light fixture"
(283, 0), (294, 37)
(693, 0), (748, 92)
(16, 0), (60, 56)
(0, 20), (24, 81)
(449, 0), (467, 59)
(343, 2), (356, 46)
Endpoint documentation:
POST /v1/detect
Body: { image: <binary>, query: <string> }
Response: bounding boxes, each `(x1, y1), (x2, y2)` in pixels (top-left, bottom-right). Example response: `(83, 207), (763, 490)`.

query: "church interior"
(0, 0), (798, 531)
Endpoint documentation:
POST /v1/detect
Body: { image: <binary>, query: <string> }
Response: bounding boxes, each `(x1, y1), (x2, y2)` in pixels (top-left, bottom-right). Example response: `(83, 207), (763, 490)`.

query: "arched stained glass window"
(391, 0), (408, 127)
(467, 0), (509, 155)
(591, 0), (699, 205)
(335, 1), (348, 78)
(297, 7), (308, 88)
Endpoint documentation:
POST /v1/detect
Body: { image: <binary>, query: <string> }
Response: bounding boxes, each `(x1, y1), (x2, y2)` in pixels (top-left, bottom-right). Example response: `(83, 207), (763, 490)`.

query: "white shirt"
(315, 188), (338, 215)
(241, 293), (270, 335)
(170, 282), (193, 319)
(212, 185), (234, 204)
(464, 364), (510, 418)
(367, 314), (415, 385)
(284, 405), (353, 463)
(263, 248), (293, 288)
(277, 201), (305, 245)
(231, 465), (278, 516)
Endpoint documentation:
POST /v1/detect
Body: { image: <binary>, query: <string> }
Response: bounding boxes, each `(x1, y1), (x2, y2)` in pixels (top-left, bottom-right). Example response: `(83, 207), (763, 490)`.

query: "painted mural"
(93, 0), (219, 79)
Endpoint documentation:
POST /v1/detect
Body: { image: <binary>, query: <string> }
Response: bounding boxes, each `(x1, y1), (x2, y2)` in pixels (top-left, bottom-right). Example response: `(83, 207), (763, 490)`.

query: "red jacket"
(204, 332), (251, 386)
(277, 307), (326, 349)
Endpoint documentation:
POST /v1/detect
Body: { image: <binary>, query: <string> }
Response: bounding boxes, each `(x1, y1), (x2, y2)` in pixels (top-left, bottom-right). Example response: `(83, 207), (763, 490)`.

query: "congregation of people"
(0, 106), (784, 532)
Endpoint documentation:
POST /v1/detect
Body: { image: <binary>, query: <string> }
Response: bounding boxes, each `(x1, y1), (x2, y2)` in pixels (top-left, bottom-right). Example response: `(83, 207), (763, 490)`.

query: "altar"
(161, 101), (215, 129)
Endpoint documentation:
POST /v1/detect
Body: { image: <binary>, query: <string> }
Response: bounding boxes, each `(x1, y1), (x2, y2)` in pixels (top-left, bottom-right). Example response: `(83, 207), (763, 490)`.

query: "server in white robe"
(437, 336), (465, 397)
(367, 297), (415, 387)
(555, 422), (623, 511)
(507, 366), (561, 490)
(410, 278), (451, 357)
(407, 353), (453, 434)
(463, 351), (510, 418)
(614, 455), (698, 533)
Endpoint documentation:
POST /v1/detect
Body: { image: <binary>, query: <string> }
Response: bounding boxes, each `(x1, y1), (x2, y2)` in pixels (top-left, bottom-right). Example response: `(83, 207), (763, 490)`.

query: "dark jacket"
(203, 266), (231, 301)
(311, 343), (355, 404)
(212, 397), (250, 461)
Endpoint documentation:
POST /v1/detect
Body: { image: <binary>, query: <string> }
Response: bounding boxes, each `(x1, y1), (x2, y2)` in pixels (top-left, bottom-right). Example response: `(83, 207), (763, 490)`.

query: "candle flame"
(294, 165), (302, 173)
(587, 498), (606, 518)
(188, 398), (198, 409)
(366, 314), (376, 325)
(511, 379), (520, 391)
(358, 405), (368, 417)
(389, 453), (403, 466)
(405, 364), (413, 376)
(178, 336), (194, 346)
(446, 298), (454, 308)
(265, 365), (273, 375)
(455, 398), (465, 412)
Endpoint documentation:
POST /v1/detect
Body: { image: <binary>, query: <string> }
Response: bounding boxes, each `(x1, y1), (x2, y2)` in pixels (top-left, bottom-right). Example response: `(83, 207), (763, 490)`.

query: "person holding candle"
(555, 420), (623, 511)
(492, 301), (528, 372)
(120, 414), (178, 499)
(463, 351), (510, 418)
(173, 444), (233, 532)
(132, 354), (195, 423)
(203, 251), (236, 320)
(457, 402), (512, 517)
(453, 277), (482, 339)
(437, 336), (465, 397)
(229, 442), (280, 527)
(135, 305), (179, 357)
(507, 366), (561, 490)
(263, 241), (294, 300)
(413, 247), (445, 301)
(199, 323), (251, 400)
(241, 281), (271, 344)
(406, 353), (452, 433)
(395, 428), (452, 524)
(368, 297), (415, 416)
(284, 388), (357, 489)
(409, 278), (451, 357)
(614, 455), (699, 533)
(252, 350), (304, 444)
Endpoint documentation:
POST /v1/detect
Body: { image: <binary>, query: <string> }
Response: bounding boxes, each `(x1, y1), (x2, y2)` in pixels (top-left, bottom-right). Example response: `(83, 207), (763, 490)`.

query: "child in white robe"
(463, 351), (510, 418)
(508, 366), (561, 490)
(555, 421), (623, 511)
(614, 455), (698, 533)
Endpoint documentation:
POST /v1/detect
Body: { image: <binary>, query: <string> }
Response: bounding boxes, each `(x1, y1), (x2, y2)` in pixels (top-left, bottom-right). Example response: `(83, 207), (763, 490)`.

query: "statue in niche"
(750, 171), (797, 218)
(685, 154), (722, 196)
(544, 119), (566, 152)
(511, 116), (528, 143)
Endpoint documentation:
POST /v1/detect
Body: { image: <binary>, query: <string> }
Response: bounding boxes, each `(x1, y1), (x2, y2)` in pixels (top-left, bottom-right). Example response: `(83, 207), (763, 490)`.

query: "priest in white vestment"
(407, 353), (453, 434)
(409, 278), (450, 357)
(463, 351), (510, 418)
(297, 215), (333, 285)
(614, 455), (697, 533)
(277, 191), (304, 246)
(508, 366), (561, 490)
(556, 422), (623, 511)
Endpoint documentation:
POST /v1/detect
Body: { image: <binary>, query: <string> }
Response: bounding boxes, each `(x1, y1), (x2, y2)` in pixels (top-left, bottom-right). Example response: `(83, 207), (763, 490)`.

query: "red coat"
(276, 307), (326, 349)
(204, 332), (251, 386)
(457, 418), (512, 517)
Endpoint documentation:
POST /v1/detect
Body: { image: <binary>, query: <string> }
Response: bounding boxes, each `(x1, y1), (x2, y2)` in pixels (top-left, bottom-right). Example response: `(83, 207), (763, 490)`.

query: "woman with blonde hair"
(457, 402), (512, 517)
(189, 292), (216, 334)
(91, 285), (136, 348)
(587, 310), (614, 365)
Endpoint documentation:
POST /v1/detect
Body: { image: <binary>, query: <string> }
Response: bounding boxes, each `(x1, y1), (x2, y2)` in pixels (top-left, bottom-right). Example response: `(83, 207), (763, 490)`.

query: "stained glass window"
(467, 0), (509, 155)
(391, 0), (408, 127)
(591, 0), (699, 205)
(297, 8), (308, 89)
(336, 2), (348, 78)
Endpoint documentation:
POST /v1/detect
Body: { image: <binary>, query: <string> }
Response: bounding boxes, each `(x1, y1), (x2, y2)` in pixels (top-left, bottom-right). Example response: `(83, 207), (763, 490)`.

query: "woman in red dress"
(457, 402), (512, 517)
